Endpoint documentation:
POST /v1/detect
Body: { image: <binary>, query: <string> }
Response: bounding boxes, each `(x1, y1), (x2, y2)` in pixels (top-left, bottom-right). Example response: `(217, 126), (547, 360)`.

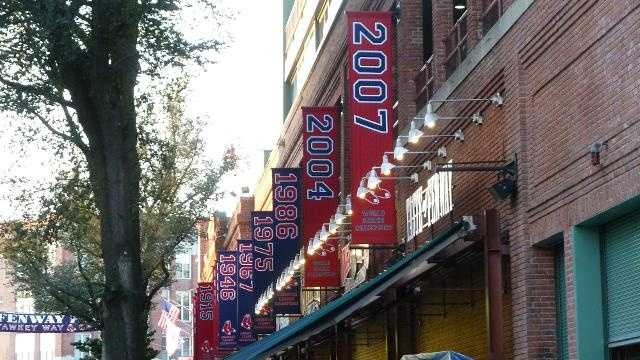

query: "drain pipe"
(484, 208), (504, 360)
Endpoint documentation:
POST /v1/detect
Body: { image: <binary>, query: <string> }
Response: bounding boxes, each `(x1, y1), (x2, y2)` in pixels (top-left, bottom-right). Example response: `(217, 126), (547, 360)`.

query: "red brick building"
(149, 215), (228, 360)
(225, 0), (640, 359)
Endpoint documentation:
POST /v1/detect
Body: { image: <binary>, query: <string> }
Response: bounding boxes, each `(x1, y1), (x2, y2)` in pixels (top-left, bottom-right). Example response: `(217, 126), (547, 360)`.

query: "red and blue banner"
(237, 240), (256, 346)
(251, 211), (276, 334)
(0, 313), (92, 333)
(301, 106), (341, 287)
(194, 282), (219, 359)
(272, 168), (302, 314)
(216, 251), (238, 350)
(347, 11), (397, 245)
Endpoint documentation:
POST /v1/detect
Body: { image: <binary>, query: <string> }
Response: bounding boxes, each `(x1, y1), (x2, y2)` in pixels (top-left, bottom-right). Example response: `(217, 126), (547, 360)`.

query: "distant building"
(149, 215), (228, 360)
(0, 245), (94, 360)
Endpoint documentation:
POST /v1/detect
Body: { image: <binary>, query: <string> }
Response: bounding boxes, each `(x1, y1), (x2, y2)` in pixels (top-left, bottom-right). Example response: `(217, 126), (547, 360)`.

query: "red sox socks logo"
(200, 340), (215, 353)
(240, 313), (252, 331)
(358, 177), (392, 205)
(221, 320), (236, 336)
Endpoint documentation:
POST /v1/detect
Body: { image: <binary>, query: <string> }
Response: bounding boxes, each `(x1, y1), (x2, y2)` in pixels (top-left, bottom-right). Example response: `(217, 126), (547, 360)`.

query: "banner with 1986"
(272, 168), (301, 315)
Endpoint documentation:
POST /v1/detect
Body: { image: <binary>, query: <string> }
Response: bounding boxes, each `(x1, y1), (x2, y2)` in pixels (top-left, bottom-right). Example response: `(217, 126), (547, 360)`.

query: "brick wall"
(261, 0), (640, 359)
(349, 315), (387, 360)
(415, 258), (513, 360)
(309, 341), (333, 360)
(223, 196), (254, 251)
(410, 1), (640, 359)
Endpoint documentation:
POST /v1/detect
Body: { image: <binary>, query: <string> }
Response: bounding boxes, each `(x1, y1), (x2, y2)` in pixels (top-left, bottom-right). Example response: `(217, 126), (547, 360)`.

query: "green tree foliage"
(1, 77), (236, 328)
(0, 1), (230, 356)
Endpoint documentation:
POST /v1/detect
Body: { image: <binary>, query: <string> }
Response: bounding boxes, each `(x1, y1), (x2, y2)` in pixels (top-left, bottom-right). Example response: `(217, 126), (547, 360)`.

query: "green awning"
(227, 220), (471, 360)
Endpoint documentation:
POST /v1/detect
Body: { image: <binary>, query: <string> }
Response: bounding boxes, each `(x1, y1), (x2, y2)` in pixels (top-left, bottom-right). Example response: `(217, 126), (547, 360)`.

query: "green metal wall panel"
(604, 211), (640, 347)
(555, 244), (569, 359)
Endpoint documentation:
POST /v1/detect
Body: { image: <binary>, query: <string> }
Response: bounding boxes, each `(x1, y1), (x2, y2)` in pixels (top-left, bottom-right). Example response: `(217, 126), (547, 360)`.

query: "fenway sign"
(0, 312), (92, 333)
(405, 166), (453, 241)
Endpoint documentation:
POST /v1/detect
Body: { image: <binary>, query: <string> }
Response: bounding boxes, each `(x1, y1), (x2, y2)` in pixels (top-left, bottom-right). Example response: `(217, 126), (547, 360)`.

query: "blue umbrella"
(400, 351), (474, 360)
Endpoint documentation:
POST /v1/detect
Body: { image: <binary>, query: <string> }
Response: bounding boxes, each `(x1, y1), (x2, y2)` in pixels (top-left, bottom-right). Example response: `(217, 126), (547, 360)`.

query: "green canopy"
(226, 220), (471, 360)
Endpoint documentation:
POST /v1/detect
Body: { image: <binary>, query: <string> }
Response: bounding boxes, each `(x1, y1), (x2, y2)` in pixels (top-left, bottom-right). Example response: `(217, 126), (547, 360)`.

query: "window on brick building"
(444, 1), (469, 77)
(421, 0), (434, 61)
(314, 0), (330, 49)
(179, 336), (192, 357)
(453, 0), (467, 21)
(176, 291), (191, 322)
(481, 0), (503, 34)
(175, 246), (191, 280)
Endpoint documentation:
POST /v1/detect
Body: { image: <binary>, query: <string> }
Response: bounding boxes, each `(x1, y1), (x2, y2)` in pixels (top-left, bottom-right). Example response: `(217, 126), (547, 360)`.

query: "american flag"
(157, 298), (180, 330)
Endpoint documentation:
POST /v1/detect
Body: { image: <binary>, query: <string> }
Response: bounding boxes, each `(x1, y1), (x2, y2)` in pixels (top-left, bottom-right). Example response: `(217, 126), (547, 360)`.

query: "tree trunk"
(88, 90), (146, 360)
(75, 2), (146, 359)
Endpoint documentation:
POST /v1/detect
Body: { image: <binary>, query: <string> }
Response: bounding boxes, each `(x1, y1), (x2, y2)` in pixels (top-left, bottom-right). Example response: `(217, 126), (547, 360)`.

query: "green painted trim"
(579, 195), (640, 227)
(572, 225), (606, 359)
(572, 192), (640, 359)
(555, 244), (569, 359)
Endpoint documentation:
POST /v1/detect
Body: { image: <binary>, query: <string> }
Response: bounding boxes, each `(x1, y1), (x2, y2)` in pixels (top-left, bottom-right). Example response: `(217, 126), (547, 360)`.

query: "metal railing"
(444, 11), (469, 78)
(414, 55), (435, 109)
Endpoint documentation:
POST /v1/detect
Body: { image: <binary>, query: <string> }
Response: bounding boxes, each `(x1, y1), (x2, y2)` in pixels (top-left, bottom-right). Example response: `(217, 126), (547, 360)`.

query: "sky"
(0, 0), (283, 219)
(188, 0), (283, 214)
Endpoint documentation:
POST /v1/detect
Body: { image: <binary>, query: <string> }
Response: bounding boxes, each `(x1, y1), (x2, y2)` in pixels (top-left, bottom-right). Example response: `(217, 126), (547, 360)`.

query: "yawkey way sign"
(0, 312), (93, 333)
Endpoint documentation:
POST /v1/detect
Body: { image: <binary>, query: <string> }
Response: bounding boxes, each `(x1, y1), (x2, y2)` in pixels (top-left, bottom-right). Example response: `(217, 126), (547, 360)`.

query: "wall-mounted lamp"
(365, 169), (419, 189)
(379, 154), (433, 175)
(435, 157), (517, 201)
(391, 142), (447, 161)
(424, 106), (484, 128)
(423, 92), (503, 128)
(399, 122), (465, 144)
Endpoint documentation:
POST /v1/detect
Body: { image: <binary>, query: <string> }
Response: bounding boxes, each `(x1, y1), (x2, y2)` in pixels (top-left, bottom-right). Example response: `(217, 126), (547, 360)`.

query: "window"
(16, 296), (34, 313)
(482, 0), (503, 35)
(421, 0), (434, 61)
(453, 0), (467, 21)
(175, 247), (191, 280)
(40, 333), (55, 360)
(179, 336), (192, 357)
(315, 0), (329, 49)
(176, 291), (191, 322)
(15, 333), (35, 360)
(444, 6), (468, 77)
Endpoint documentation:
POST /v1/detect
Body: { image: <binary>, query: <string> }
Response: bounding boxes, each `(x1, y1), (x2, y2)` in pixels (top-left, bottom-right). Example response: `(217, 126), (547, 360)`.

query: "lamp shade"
(408, 120), (424, 144)
(329, 216), (338, 234)
(393, 138), (408, 161)
(366, 169), (381, 190)
(320, 225), (329, 241)
(380, 154), (395, 176)
(345, 195), (353, 215)
(424, 103), (438, 128)
(357, 179), (369, 199)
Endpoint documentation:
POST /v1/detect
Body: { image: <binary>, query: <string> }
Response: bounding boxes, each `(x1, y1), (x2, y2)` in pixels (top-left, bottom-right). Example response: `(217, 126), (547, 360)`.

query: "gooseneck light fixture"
(390, 144), (448, 161)
(400, 121), (465, 144)
(363, 170), (419, 189)
(379, 154), (434, 176)
(423, 92), (503, 128)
